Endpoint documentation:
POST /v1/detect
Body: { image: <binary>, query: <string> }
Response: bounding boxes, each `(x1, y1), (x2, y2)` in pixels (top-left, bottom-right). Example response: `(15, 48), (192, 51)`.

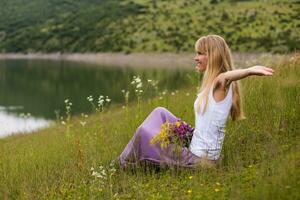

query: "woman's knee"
(152, 106), (168, 114)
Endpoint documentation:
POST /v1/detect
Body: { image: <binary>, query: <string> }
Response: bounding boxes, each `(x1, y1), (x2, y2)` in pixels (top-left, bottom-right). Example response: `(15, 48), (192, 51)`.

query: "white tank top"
(189, 83), (233, 160)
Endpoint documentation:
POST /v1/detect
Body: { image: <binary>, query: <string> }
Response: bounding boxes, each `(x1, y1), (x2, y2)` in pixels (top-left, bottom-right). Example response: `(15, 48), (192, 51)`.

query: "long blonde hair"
(195, 35), (245, 121)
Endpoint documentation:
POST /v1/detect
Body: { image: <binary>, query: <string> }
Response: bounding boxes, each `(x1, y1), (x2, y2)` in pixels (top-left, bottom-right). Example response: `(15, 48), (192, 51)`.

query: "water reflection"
(0, 59), (196, 137)
(0, 109), (50, 138)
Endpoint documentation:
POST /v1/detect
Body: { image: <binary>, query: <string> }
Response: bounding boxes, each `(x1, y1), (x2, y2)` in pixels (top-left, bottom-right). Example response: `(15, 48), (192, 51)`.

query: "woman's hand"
(247, 65), (274, 76)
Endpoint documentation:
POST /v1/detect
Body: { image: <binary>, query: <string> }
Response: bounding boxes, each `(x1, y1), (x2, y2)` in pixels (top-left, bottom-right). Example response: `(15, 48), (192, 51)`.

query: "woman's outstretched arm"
(215, 65), (275, 88)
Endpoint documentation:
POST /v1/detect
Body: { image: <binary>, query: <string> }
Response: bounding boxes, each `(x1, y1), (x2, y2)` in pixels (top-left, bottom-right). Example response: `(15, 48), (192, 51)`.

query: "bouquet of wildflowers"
(150, 119), (194, 149)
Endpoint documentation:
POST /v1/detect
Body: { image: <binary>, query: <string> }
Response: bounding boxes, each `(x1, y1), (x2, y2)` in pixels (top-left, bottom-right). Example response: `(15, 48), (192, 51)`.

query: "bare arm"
(211, 66), (274, 102)
(215, 65), (275, 89)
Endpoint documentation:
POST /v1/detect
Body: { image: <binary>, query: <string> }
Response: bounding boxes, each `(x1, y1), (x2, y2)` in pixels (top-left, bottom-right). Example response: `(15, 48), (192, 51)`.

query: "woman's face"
(194, 51), (208, 72)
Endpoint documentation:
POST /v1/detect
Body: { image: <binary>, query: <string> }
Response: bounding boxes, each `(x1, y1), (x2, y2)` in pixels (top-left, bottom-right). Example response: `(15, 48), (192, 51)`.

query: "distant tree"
(210, 0), (222, 4)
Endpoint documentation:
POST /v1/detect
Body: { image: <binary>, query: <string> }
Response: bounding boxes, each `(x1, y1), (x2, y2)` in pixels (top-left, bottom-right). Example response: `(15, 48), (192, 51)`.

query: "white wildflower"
(80, 121), (86, 127)
(135, 77), (141, 83)
(151, 80), (158, 86)
(136, 82), (142, 88)
(92, 171), (98, 176)
(98, 99), (104, 104)
(96, 174), (103, 178)
(87, 95), (93, 102)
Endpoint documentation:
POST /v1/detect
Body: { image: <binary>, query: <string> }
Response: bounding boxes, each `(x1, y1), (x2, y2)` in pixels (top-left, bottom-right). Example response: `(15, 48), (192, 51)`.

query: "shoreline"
(0, 52), (195, 69)
(0, 52), (287, 69)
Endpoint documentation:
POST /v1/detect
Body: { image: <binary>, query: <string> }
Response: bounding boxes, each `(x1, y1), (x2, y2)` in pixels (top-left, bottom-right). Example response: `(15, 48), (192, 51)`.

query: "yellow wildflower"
(161, 123), (168, 129)
(187, 189), (192, 194)
(214, 188), (220, 192)
(189, 176), (193, 180)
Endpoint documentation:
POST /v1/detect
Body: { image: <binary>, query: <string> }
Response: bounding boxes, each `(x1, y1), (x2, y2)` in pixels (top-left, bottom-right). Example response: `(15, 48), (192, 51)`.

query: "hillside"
(0, 0), (299, 53)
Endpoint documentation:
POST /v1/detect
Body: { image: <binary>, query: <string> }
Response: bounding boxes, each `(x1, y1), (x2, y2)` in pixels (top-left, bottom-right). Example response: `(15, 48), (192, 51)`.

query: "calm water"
(0, 59), (196, 137)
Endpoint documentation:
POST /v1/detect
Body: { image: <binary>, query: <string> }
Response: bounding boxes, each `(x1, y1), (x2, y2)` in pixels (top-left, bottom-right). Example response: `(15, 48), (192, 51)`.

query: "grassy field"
(0, 54), (299, 199)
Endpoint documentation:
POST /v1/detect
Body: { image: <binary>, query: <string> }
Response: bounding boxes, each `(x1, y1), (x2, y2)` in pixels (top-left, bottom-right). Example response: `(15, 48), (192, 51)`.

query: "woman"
(119, 35), (274, 169)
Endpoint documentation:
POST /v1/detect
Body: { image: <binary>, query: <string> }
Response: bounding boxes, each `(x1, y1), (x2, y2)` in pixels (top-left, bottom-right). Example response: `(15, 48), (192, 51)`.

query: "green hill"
(0, 0), (299, 53)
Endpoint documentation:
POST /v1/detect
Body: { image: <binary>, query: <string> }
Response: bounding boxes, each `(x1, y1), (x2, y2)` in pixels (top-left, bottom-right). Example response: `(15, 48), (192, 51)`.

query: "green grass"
(0, 54), (300, 199)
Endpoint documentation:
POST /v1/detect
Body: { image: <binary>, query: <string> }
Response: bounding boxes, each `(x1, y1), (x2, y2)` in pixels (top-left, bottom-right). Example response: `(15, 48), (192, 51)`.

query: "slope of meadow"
(0, 54), (299, 199)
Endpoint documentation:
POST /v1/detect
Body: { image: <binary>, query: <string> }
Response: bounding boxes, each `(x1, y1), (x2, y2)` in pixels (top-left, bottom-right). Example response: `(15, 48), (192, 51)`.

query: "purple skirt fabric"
(119, 107), (208, 169)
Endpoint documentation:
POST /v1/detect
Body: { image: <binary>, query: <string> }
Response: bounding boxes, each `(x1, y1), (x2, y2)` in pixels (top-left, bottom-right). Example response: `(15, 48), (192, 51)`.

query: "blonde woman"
(119, 35), (274, 168)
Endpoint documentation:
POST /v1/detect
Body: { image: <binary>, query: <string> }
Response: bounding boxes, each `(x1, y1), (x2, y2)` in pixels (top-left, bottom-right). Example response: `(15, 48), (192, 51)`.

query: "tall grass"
(0, 54), (299, 199)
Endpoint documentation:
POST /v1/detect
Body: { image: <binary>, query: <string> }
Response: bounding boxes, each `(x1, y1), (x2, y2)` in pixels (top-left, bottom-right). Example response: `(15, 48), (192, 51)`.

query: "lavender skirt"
(119, 107), (214, 169)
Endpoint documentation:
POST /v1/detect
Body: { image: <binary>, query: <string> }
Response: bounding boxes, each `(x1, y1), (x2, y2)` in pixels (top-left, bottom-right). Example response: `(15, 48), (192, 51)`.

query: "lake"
(0, 59), (196, 137)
